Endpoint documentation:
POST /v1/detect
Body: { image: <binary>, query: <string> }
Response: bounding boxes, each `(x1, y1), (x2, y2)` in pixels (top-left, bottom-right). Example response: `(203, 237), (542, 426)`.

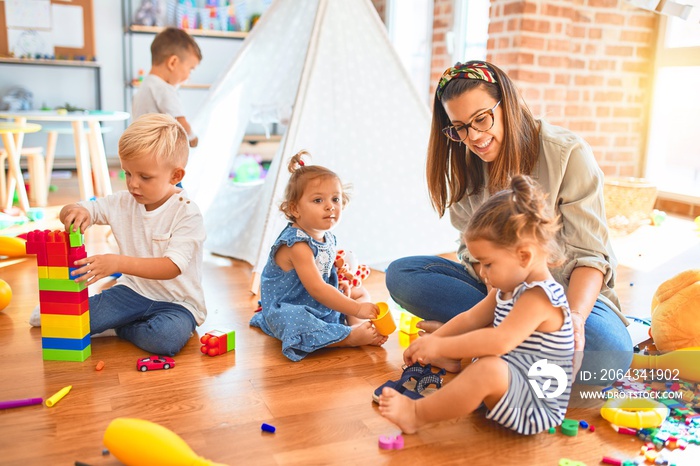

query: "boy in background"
(132, 27), (202, 148)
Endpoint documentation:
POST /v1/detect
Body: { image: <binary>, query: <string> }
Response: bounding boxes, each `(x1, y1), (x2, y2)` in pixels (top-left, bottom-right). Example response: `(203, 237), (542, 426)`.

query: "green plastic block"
(227, 330), (236, 351)
(69, 230), (84, 247)
(42, 345), (91, 362)
(38, 278), (87, 292)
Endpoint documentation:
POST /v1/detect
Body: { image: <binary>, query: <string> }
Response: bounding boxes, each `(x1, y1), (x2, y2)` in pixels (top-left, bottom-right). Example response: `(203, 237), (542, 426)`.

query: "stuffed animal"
(334, 249), (370, 288)
(650, 270), (700, 352)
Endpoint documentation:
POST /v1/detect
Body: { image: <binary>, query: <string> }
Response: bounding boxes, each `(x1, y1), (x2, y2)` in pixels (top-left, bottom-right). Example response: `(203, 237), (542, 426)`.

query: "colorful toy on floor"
(103, 417), (227, 466)
(334, 249), (370, 288)
(45, 385), (72, 407)
(200, 329), (236, 356)
(601, 397), (669, 429)
(136, 356), (175, 371)
(378, 434), (404, 450)
(650, 270), (700, 351)
(371, 302), (396, 336)
(630, 347), (700, 383)
(261, 422), (275, 433)
(25, 229), (91, 362)
(0, 278), (11, 311)
(399, 310), (422, 335)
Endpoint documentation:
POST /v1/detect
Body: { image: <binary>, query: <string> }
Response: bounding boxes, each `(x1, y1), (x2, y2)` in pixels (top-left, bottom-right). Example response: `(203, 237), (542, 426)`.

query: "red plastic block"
(46, 255), (69, 267)
(40, 300), (89, 316)
(25, 229), (49, 256)
(67, 245), (87, 265)
(40, 289), (88, 304)
(200, 329), (236, 356)
(46, 231), (69, 255)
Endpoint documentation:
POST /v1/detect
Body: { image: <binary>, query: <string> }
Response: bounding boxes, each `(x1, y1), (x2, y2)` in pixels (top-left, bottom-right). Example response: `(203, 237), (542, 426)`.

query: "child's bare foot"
(416, 320), (443, 333)
(430, 357), (462, 373)
(330, 321), (388, 347)
(378, 387), (421, 434)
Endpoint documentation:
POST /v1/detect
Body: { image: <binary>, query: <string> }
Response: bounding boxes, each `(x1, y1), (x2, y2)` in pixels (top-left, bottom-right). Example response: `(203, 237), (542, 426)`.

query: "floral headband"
(436, 61), (498, 100)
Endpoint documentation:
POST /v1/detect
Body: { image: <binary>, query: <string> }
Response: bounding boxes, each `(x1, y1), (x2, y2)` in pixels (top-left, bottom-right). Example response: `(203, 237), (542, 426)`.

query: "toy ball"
(0, 279), (12, 311)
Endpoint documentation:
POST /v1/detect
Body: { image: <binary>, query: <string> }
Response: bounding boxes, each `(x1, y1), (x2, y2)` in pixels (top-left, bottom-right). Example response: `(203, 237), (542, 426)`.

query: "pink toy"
(378, 434), (404, 450)
(334, 250), (370, 288)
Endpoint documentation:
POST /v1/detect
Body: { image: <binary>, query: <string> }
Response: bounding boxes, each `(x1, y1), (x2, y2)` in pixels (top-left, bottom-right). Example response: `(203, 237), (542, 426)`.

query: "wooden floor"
(1, 172), (699, 465)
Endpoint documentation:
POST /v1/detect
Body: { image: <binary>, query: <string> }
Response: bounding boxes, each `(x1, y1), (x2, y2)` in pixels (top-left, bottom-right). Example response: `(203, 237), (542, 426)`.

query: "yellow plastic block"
(37, 266), (48, 279)
(47, 266), (70, 280)
(40, 312), (90, 339)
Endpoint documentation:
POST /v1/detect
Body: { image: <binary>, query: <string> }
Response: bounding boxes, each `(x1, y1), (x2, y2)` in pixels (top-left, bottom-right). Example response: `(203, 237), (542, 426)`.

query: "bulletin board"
(0, 0), (95, 59)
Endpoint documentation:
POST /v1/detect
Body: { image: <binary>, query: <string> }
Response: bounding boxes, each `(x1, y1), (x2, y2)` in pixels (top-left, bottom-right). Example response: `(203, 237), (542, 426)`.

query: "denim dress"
(249, 224), (350, 361)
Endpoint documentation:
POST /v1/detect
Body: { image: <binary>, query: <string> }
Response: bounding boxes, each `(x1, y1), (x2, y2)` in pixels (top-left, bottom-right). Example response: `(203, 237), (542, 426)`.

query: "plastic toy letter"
(103, 418), (228, 466)
(45, 385), (72, 407)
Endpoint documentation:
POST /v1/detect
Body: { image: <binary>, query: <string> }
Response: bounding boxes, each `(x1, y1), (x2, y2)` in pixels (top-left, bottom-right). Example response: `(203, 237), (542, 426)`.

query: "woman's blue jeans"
(90, 285), (197, 356)
(386, 256), (633, 384)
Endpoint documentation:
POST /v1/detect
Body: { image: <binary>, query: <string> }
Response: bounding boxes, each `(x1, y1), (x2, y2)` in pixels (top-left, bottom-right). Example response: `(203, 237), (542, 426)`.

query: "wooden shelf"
(129, 25), (248, 39)
(0, 57), (101, 68)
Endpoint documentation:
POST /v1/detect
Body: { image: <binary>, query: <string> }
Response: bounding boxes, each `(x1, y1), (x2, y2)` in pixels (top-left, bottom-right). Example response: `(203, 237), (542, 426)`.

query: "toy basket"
(603, 177), (658, 234)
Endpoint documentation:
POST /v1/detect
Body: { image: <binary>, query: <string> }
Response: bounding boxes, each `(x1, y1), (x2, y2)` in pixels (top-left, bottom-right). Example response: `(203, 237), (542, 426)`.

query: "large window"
(386, 0), (433, 103)
(644, 16), (700, 201)
(452, 0), (490, 62)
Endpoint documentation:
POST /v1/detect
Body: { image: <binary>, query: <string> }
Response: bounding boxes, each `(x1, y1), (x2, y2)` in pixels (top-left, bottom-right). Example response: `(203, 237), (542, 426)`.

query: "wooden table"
(0, 110), (130, 202)
(0, 122), (42, 212)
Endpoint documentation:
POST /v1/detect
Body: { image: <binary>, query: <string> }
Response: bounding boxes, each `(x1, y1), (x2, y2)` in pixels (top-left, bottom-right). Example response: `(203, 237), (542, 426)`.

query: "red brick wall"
(430, 0), (456, 97)
(487, 0), (658, 177)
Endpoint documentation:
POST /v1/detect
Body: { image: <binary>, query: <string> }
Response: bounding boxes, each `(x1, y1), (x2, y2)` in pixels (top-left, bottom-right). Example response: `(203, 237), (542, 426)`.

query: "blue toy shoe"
(372, 363), (444, 403)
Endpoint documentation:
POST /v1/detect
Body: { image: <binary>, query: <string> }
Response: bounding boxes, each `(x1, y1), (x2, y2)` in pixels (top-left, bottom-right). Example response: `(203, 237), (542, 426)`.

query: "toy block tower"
(26, 229), (91, 362)
(200, 329), (235, 356)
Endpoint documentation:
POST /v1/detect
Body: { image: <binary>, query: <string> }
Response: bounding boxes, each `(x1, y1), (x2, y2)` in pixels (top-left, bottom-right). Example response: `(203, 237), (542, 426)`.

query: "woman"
(386, 60), (632, 381)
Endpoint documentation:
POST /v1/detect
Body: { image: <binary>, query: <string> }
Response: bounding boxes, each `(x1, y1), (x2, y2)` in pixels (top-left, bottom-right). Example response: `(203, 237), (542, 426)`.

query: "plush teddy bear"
(650, 269), (700, 352)
(334, 249), (370, 288)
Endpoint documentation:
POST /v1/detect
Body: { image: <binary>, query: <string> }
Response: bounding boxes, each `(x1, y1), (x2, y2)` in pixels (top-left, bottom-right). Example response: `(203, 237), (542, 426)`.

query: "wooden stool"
(0, 122), (42, 211)
(0, 146), (47, 207)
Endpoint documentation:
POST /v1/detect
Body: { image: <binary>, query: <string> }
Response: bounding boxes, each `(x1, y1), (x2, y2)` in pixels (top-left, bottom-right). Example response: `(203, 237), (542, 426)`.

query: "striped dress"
(485, 280), (574, 435)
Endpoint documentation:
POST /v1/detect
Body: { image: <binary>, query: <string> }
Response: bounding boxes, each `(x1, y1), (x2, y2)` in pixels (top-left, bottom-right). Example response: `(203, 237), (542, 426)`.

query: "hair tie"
(298, 159), (305, 166)
(436, 61), (497, 100)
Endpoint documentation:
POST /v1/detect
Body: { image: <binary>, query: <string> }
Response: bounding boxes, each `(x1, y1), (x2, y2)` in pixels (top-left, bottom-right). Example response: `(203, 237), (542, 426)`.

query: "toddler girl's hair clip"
(298, 159), (305, 166)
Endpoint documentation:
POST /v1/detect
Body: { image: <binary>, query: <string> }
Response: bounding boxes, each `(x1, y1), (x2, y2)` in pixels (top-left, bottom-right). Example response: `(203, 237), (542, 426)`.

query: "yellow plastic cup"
(371, 302), (396, 336)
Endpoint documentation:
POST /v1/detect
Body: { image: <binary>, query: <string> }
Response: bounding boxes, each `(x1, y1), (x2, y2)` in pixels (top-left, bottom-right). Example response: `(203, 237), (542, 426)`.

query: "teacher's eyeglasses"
(442, 101), (501, 143)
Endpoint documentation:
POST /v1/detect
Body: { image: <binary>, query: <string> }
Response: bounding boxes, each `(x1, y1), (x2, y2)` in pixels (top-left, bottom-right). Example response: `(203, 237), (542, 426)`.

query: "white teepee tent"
(185, 0), (457, 290)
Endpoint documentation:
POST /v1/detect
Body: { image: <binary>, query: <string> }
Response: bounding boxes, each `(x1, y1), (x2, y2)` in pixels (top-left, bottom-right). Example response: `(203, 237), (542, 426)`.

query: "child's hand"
(355, 302), (379, 320)
(403, 334), (441, 366)
(60, 204), (92, 234)
(71, 254), (120, 283)
(338, 280), (351, 297)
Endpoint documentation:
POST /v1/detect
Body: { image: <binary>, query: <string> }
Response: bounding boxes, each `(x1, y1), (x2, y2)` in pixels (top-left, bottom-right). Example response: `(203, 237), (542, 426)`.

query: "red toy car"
(136, 356), (175, 372)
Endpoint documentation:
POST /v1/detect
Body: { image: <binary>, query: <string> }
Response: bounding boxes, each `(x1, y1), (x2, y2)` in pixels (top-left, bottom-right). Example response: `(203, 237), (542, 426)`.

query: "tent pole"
(249, 0), (328, 294)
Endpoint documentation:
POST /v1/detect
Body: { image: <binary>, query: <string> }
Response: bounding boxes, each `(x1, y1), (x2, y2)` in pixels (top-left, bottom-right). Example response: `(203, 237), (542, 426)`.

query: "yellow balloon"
(104, 418), (227, 466)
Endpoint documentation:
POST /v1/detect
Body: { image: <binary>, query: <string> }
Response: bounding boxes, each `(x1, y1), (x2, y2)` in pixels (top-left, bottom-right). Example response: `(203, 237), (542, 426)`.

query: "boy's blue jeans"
(386, 256), (633, 383)
(89, 285), (197, 356)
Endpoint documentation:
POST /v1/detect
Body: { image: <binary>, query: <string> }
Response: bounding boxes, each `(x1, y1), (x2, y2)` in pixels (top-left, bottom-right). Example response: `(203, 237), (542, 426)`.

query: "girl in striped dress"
(378, 175), (574, 435)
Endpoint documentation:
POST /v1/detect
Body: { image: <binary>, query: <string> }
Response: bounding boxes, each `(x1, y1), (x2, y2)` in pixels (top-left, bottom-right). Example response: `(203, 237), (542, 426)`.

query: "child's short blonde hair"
(119, 113), (189, 168)
(151, 27), (202, 65)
